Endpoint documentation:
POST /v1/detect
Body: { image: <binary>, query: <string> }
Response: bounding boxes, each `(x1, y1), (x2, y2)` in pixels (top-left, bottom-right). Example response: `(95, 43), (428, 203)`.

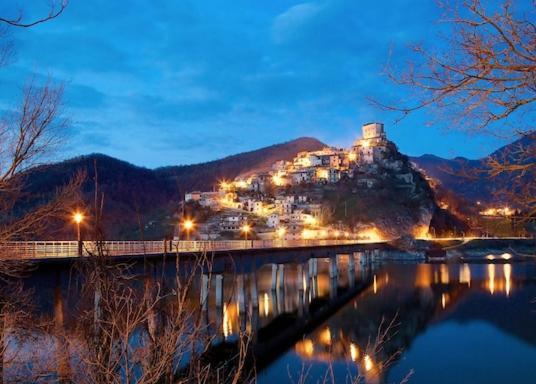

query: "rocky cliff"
(313, 140), (467, 238)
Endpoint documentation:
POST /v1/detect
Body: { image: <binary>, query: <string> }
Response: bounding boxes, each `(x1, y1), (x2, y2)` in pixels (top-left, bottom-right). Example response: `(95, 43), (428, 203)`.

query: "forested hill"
(20, 137), (326, 239)
(155, 136), (325, 193)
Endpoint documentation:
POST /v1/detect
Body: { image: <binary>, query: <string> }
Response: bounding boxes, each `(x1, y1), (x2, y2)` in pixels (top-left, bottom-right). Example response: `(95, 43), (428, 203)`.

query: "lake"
(0, 249), (534, 383)
(258, 261), (536, 384)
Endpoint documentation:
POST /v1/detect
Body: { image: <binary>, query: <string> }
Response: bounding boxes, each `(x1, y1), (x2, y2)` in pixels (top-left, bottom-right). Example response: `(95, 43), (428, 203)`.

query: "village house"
(267, 213), (280, 228)
(184, 191), (202, 202)
(219, 214), (248, 232)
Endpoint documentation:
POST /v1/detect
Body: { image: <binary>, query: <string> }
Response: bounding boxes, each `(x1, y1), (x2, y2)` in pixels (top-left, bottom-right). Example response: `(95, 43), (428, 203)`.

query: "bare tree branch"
(0, 1), (68, 28)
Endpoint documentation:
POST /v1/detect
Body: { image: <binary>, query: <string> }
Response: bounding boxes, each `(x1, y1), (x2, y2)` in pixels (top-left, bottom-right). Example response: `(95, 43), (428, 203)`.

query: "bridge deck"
(1, 236), (530, 260)
(0, 239), (381, 259)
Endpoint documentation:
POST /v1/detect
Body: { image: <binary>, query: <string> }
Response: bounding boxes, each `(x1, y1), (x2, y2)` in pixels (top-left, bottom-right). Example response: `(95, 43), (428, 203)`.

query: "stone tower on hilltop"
(362, 122), (386, 140)
(351, 122), (388, 164)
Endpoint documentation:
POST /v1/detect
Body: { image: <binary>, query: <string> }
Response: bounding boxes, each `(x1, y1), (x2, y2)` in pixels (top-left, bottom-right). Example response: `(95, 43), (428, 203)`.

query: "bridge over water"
(3, 242), (384, 379)
(0, 239), (386, 259)
(1, 236), (531, 260)
(0, 237), (533, 381)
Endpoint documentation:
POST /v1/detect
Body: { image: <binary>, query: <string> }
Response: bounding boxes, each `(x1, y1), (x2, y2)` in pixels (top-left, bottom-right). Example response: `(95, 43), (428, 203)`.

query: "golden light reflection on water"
(295, 338), (314, 358)
(363, 354), (374, 372)
(286, 260), (522, 384)
(319, 327), (331, 346)
(439, 264), (449, 284)
(415, 264), (432, 287)
(459, 264), (471, 286)
(350, 343), (359, 361)
(223, 304), (232, 338)
(488, 264), (496, 294)
(441, 293), (450, 309)
(504, 264), (512, 297)
(262, 293), (270, 317)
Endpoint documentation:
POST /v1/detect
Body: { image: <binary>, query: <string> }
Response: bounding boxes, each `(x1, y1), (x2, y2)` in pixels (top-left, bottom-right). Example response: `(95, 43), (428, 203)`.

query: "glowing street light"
(240, 223), (251, 240)
(73, 211), (84, 256)
(181, 218), (195, 240)
(73, 212), (83, 240)
(276, 226), (286, 239)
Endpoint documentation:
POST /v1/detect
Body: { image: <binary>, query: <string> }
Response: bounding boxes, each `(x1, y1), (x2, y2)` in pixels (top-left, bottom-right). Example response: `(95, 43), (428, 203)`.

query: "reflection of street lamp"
(364, 354), (374, 372)
(240, 223), (251, 241)
(181, 218), (195, 240)
(73, 212), (84, 256)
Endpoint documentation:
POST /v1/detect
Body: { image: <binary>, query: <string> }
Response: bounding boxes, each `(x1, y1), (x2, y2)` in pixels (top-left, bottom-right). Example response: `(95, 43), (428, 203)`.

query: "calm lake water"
(258, 262), (536, 384)
(2, 250), (535, 383)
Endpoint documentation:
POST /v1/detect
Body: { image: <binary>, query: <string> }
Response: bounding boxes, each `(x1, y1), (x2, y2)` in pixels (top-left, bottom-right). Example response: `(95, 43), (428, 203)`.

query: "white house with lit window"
(267, 213), (280, 228)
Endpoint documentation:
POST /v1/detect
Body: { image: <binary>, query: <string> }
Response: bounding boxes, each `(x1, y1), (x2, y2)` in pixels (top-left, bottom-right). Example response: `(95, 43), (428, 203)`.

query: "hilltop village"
(182, 122), (439, 241)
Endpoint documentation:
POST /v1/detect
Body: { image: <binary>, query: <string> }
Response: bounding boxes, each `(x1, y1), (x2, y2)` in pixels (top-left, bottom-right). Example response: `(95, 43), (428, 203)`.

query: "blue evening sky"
(0, 1), (510, 167)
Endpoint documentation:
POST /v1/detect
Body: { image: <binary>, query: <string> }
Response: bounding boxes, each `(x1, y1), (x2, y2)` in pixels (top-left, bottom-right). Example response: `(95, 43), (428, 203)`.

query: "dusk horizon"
(54, 129), (520, 170)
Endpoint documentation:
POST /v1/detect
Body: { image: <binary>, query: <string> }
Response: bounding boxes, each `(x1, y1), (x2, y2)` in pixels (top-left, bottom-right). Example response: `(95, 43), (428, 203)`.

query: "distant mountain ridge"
(411, 134), (535, 203)
(18, 133), (532, 239)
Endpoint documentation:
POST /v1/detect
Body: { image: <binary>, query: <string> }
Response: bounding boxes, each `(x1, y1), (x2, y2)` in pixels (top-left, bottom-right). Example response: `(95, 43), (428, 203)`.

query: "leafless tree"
(0, 81), (84, 238)
(0, 1), (82, 252)
(375, 0), (535, 218)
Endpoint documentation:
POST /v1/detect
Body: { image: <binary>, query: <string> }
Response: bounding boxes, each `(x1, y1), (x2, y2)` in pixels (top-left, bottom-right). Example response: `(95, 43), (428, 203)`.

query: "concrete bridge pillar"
(250, 304), (259, 341)
(347, 253), (356, 288)
(271, 264), (278, 291)
(200, 273), (209, 311)
(308, 258), (318, 277)
(215, 274), (224, 308)
(356, 251), (366, 266)
(297, 263), (305, 292)
(308, 258), (318, 300)
(348, 253), (356, 271)
(237, 274), (246, 315)
(270, 289), (279, 316)
(373, 249), (381, 264)
(329, 256), (338, 279)
(277, 264), (285, 291)
(214, 276), (224, 339)
(276, 264), (285, 314)
(250, 271), (259, 308)
(330, 275), (338, 300)
(297, 263), (306, 317)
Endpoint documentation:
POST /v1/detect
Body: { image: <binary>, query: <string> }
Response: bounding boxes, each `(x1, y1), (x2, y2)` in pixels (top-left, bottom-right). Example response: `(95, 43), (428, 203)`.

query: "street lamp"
(276, 226), (286, 239)
(240, 223), (251, 241)
(73, 211), (84, 256)
(181, 218), (195, 240)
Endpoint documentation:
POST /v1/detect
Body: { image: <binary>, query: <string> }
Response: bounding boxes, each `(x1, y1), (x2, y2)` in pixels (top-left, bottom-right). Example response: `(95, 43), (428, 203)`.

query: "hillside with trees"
(17, 137), (325, 239)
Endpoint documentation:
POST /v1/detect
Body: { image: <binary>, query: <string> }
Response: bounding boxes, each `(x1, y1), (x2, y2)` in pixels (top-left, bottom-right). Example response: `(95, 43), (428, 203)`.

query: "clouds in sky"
(0, 0), (507, 167)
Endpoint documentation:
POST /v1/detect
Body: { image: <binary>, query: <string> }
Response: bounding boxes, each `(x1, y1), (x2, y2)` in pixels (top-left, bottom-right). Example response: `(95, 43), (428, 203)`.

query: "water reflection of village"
(4, 250), (381, 380)
(289, 259), (535, 384)
(4, 253), (535, 382)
